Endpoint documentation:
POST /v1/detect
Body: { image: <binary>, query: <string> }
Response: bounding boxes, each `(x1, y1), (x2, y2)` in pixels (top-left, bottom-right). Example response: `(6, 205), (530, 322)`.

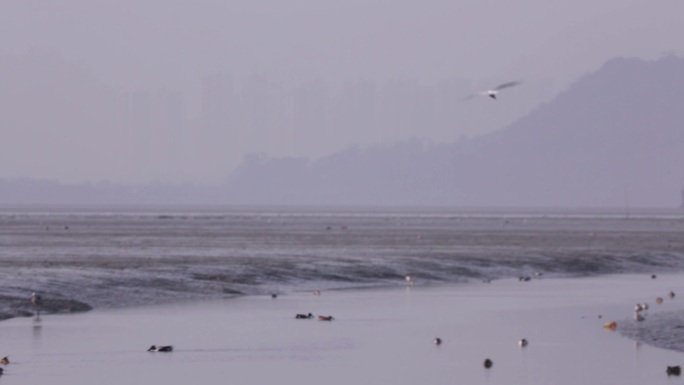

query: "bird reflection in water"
(32, 321), (42, 339)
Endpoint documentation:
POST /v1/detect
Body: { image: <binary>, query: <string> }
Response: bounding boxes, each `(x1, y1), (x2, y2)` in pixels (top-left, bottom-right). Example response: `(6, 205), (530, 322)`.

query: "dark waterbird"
(667, 366), (681, 376)
(148, 345), (173, 352)
(296, 313), (313, 319)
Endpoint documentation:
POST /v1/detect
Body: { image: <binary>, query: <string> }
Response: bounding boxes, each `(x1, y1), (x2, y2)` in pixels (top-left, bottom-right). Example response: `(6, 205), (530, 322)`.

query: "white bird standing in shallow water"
(464, 80), (522, 100)
(30, 292), (43, 316)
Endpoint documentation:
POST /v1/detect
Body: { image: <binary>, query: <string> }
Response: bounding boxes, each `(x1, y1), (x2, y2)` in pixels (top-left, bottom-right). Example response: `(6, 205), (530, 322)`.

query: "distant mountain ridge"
(225, 55), (684, 208)
(2, 55), (683, 208)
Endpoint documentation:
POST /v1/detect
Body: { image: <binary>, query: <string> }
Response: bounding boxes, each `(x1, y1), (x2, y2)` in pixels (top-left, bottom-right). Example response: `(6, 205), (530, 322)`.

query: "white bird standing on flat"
(464, 80), (522, 100)
(30, 292), (43, 316)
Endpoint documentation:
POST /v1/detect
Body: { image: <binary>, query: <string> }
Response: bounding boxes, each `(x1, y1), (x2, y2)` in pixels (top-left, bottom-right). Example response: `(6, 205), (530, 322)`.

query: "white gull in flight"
(464, 80), (522, 100)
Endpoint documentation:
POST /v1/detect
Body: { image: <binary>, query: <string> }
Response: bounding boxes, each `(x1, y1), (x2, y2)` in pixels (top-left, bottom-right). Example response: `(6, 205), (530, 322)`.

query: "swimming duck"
(0, 356), (8, 365)
(433, 338), (442, 345)
(148, 345), (173, 352)
(295, 313), (313, 319)
(656, 297), (664, 304)
(669, 291), (676, 299)
(318, 315), (334, 321)
(667, 366), (681, 376)
(518, 339), (528, 347)
(483, 358), (493, 368)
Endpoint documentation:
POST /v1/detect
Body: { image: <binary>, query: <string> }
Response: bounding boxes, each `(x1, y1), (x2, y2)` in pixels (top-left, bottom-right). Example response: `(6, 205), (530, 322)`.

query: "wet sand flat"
(1, 273), (683, 385)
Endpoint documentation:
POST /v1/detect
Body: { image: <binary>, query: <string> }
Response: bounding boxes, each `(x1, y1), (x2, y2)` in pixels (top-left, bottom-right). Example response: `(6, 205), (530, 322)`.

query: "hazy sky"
(1, 0), (682, 184)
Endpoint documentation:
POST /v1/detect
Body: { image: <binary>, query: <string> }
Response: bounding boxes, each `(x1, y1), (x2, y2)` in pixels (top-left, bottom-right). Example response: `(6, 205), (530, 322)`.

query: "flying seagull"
(464, 80), (522, 100)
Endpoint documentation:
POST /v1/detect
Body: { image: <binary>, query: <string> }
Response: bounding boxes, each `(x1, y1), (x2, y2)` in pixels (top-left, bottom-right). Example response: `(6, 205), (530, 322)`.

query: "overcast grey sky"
(1, 0), (682, 184)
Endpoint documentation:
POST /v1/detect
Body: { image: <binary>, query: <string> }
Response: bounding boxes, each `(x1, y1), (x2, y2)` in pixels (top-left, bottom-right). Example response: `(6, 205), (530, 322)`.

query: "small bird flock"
(8, 275), (679, 379)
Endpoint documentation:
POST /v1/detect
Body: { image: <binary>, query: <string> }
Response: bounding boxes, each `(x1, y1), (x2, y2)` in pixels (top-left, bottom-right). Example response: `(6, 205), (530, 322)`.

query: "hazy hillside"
(226, 55), (684, 208)
(2, 55), (682, 208)
(226, 140), (461, 206)
(461, 55), (684, 207)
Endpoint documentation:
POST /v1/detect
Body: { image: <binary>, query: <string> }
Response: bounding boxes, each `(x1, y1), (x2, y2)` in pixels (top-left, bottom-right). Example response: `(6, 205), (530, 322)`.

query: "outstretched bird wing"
(493, 81), (522, 91)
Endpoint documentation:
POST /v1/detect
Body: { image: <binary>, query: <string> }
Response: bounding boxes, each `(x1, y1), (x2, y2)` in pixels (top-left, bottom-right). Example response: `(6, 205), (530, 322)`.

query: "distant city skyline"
(2, 55), (684, 208)
(1, 0), (683, 184)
